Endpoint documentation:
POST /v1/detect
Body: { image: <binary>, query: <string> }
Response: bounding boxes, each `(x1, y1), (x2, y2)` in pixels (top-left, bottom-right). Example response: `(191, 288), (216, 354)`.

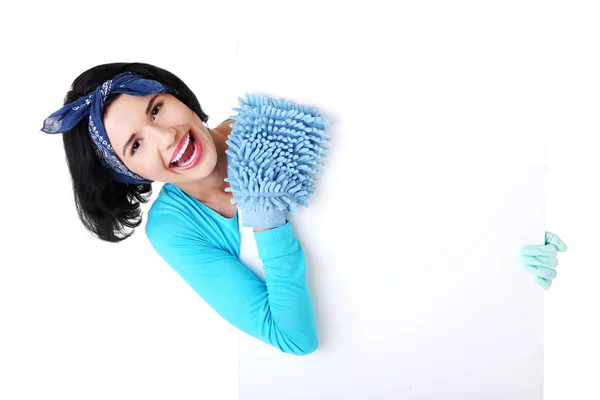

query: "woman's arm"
(146, 214), (318, 355)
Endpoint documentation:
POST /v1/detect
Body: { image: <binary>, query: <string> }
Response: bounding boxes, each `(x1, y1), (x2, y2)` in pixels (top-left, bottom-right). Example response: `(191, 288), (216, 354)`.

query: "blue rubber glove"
(224, 94), (331, 229)
(520, 232), (567, 290)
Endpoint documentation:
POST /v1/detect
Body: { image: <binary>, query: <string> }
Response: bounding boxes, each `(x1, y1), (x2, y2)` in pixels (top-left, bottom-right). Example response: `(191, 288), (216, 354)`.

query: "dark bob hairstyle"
(60, 62), (209, 243)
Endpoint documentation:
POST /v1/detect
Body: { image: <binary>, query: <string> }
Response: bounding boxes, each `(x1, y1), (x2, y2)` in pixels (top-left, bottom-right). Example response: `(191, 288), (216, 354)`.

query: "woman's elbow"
(299, 337), (319, 355)
(285, 335), (319, 356)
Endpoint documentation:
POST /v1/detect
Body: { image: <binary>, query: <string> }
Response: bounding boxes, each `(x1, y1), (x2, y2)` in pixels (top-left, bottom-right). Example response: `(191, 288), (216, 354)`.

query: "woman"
(41, 62), (319, 355)
(40, 62), (564, 356)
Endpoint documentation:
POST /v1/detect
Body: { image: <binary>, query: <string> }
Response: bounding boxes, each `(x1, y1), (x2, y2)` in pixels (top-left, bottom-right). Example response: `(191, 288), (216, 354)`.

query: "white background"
(0, 1), (597, 399)
(545, 1), (600, 399)
(236, 1), (547, 399)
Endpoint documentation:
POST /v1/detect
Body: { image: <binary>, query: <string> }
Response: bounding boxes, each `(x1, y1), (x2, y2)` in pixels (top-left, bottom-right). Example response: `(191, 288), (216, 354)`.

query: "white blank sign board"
(234, 1), (549, 399)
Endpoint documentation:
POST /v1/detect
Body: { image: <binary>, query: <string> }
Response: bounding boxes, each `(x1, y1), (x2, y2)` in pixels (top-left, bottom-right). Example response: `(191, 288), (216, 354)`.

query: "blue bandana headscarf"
(41, 72), (176, 184)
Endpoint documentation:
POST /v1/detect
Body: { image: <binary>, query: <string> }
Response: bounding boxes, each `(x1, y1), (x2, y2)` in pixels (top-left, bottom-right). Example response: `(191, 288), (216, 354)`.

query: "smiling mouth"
(170, 132), (202, 169)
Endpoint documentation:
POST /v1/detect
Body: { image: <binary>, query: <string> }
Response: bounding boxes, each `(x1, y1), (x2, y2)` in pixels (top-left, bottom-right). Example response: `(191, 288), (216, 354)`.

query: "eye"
(132, 139), (141, 154)
(151, 102), (163, 121)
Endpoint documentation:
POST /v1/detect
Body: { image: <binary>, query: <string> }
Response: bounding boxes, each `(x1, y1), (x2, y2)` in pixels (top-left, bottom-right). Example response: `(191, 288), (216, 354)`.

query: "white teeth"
(178, 141), (198, 167)
(172, 133), (191, 163)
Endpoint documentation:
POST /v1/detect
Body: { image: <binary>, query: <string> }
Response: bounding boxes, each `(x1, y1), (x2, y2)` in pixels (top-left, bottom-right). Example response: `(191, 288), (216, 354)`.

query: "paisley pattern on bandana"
(41, 72), (175, 184)
(88, 118), (147, 182)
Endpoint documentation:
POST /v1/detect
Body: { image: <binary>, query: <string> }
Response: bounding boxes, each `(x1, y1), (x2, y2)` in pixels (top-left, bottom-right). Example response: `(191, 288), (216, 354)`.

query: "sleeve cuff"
(254, 220), (294, 243)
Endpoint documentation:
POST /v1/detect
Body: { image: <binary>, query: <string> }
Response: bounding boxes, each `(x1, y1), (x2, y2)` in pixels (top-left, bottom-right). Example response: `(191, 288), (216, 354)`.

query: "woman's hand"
(253, 227), (274, 232)
(225, 94), (331, 229)
(520, 232), (567, 290)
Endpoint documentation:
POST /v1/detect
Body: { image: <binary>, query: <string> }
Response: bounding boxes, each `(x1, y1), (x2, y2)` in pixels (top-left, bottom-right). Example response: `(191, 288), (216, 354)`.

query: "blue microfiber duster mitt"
(224, 94), (332, 228)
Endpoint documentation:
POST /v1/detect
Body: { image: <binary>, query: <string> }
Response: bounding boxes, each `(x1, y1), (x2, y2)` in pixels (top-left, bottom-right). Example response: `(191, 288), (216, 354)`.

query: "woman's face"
(103, 93), (217, 184)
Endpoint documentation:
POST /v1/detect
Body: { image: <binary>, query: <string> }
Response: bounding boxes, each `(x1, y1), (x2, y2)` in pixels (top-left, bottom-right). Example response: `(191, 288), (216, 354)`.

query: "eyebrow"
(122, 94), (161, 157)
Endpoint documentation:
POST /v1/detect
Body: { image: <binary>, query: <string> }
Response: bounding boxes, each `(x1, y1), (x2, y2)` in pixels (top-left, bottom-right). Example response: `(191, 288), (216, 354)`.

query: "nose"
(144, 125), (177, 150)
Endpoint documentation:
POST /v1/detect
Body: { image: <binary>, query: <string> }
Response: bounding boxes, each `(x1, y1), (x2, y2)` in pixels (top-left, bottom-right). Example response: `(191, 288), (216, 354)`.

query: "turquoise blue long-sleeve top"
(144, 183), (318, 355)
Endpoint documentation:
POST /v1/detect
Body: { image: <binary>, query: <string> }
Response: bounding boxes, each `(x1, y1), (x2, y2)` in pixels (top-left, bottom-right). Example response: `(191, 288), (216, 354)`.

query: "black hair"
(60, 62), (209, 243)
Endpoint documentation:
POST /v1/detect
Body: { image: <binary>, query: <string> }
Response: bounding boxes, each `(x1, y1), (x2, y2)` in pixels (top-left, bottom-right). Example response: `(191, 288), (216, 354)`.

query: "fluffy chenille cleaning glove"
(224, 94), (332, 228)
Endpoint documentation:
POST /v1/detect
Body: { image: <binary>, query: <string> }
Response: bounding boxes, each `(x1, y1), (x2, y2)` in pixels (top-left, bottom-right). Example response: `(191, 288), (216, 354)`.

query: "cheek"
(129, 151), (162, 173)
(169, 104), (195, 123)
